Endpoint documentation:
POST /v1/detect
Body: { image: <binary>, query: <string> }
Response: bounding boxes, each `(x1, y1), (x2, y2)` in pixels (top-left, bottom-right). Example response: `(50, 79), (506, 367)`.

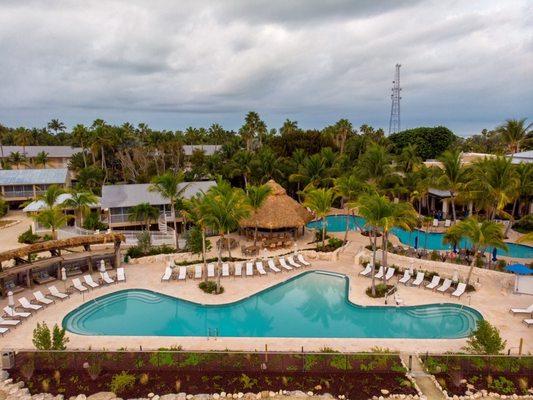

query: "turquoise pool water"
(63, 271), (481, 338)
(307, 215), (533, 259)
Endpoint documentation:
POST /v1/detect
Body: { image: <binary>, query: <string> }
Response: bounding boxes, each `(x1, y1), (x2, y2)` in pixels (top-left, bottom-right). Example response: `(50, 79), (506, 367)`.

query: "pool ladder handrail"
(207, 327), (219, 340)
(384, 285), (398, 305)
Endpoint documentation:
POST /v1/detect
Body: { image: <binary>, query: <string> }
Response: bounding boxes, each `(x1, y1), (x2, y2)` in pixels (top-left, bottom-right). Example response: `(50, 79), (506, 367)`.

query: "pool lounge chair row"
(164, 253), (311, 281)
(509, 304), (533, 328)
(71, 268), (126, 293)
(360, 265), (467, 298)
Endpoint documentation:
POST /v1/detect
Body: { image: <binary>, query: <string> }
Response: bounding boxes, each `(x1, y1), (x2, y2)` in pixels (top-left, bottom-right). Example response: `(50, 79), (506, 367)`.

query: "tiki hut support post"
(57, 261), (62, 280)
(25, 269), (31, 288)
(114, 239), (121, 268)
(87, 256), (93, 273)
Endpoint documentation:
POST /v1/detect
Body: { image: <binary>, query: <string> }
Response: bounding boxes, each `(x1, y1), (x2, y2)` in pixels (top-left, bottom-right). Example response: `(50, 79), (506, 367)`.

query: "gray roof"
(182, 145), (221, 156)
(428, 188), (452, 198)
(0, 146), (83, 158)
(508, 150), (533, 164)
(101, 181), (216, 209)
(0, 169), (69, 186)
(23, 193), (100, 212)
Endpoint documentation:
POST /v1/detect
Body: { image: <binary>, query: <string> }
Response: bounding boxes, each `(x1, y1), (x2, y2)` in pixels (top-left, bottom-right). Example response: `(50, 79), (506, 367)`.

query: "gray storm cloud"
(0, 0), (531, 135)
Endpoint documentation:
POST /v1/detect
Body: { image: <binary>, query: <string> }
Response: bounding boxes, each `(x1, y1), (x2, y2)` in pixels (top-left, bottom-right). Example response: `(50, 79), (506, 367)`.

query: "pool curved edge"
(62, 269), (484, 339)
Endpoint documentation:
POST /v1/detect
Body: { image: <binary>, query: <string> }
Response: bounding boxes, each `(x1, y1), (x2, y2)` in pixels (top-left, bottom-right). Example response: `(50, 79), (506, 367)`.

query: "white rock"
(220, 394), (226, 398)
(213, 395), (220, 400)
(237, 394), (243, 399)
(148, 395), (155, 399)
(186, 395), (193, 400)
(268, 392), (275, 398)
(152, 396), (160, 400)
(307, 392), (313, 397)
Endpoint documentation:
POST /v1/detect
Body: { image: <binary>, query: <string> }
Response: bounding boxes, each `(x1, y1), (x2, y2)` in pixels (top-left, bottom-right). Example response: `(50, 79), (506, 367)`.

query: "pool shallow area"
(63, 271), (481, 339)
(307, 215), (533, 259)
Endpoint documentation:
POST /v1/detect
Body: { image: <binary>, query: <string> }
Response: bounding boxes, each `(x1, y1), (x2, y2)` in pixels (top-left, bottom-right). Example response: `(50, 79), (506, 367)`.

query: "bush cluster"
(512, 214), (533, 233)
(199, 280), (224, 294)
(366, 283), (394, 298)
(18, 227), (41, 244)
(126, 244), (176, 259)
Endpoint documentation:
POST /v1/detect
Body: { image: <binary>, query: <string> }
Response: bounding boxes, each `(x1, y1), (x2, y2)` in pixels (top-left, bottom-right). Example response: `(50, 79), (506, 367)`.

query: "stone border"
(416, 355), (533, 400)
(0, 219), (21, 230)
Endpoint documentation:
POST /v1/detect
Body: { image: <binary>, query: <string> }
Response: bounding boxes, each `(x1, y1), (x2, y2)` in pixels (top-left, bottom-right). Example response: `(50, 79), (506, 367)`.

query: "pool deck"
(0, 230), (531, 354)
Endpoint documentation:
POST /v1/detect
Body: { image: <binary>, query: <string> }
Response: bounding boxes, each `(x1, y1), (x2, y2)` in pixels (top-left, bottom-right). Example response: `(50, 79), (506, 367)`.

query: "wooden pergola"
(0, 233), (124, 297)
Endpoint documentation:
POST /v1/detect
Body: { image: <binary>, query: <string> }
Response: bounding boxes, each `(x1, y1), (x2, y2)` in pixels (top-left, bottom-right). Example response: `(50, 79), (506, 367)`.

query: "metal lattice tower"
(388, 64), (402, 135)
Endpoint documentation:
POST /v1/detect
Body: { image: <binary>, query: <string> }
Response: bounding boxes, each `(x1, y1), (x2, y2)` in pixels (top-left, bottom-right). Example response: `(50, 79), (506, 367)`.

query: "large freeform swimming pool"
(307, 215), (533, 259)
(63, 271), (481, 339)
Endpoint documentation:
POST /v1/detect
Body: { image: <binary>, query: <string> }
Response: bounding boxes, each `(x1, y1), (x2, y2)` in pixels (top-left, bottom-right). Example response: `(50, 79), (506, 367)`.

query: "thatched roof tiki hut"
(239, 180), (313, 238)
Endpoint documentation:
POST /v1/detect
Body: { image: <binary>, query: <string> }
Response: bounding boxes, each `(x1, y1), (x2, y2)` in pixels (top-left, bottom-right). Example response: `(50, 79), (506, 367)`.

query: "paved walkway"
(400, 353), (445, 400)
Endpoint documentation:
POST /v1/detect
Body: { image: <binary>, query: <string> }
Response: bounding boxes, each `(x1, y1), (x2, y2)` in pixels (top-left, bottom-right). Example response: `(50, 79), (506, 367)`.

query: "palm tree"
(37, 185), (65, 209)
(303, 188), (337, 248)
(149, 171), (188, 250)
(437, 149), (468, 222)
(14, 128), (32, 156)
(240, 111), (263, 152)
(90, 119), (113, 179)
(508, 163), (533, 235)
(71, 124), (90, 167)
(33, 207), (70, 240)
(280, 119), (299, 136)
(397, 144), (422, 173)
(62, 190), (98, 227)
(183, 194), (210, 281)
(445, 217), (508, 285)
(230, 150), (254, 187)
(497, 118), (531, 153)
(246, 184), (272, 246)
(334, 174), (369, 243)
(356, 144), (393, 187)
(201, 183), (250, 292)
(34, 151), (49, 168)
(9, 152), (26, 169)
(47, 119), (66, 135)
(128, 203), (159, 231)
(289, 154), (332, 190)
(334, 119), (352, 155)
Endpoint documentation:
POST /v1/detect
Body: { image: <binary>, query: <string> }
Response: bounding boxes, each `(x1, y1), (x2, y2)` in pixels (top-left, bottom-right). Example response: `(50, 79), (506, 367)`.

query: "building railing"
(105, 211), (176, 225)
(3, 190), (34, 198)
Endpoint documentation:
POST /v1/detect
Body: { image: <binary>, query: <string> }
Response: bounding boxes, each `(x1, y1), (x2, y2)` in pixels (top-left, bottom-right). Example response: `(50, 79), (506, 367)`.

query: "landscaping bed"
(11, 351), (418, 400)
(423, 355), (533, 396)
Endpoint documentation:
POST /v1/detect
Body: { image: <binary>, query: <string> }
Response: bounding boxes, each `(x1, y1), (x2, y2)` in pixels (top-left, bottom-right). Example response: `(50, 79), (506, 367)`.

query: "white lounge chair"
(432, 219), (439, 227)
(287, 256), (301, 268)
(523, 319), (533, 327)
(161, 266), (173, 281)
(207, 263), (215, 278)
(222, 263), (230, 277)
(375, 266), (385, 279)
(0, 317), (20, 326)
(384, 267), (395, 281)
(19, 297), (42, 311)
(412, 272), (425, 287)
(398, 270), (411, 284)
(0, 327), (8, 336)
(510, 304), (533, 315)
(178, 266), (187, 280)
(437, 279), (452, 293)
(83, 275), (99, 288)
(425, 276), (441, 290)
(267, 259), (281, 273)
(3, 306), (30, 319)
(234, 262), (243, 276)
(116, 267), (126, 282)
(360, 264), (372, 277)
(194, 264), (202, 279)
(246, 262), (254, 277)
(451, 283), (467, 298)
(297, 254), (310, 266)
(279, 257), (293, 271)
(101, 271), (115, 284)
(444, 219), (451, 227)
(256, 261), (267, 275)
(72, 278), (88, 292)
(48, 286), (69, 300)
(33, 291), (53, 305)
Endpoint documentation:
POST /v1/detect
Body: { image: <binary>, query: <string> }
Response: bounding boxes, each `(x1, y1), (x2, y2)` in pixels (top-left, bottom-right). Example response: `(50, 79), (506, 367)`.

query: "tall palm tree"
(437, 149), (468, 222)
(356, 144), (393, 187)
(128, 203), (159, 231)
(34, 151), (49, 169)
(37, 185), (65, 209)
(246, 184), (272, 246)
(240, 111), (262, 152)
(303, 188), (337, 248)
(334, 174), (369, 243)
(90, 119), (113, 180)
(71, 124), (90, 167)
(14, 128), (32, 156)
(509, 163), (533, 235)
(445, 217), (508, 285)
(230, 150), (254, 187)
(201, 183), (250, 292)
(149, 171), (188, 250)
(183, 194), (210, 281)
(47, 119), (66, 135)
(497, 118), (531, 153)
(280, 119), (299, 136)
(334, 119), (352, 155)
(289, 154), (331, 190)
(9, 152), (26, 169)
(62, 190), (98, 227)
(33, 207), (70, 240)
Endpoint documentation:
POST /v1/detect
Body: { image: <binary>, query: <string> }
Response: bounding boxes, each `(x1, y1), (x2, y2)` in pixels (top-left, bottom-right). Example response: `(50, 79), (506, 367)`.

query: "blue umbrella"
(414, 236), (418, 250)
(505, 263), (533, 275)
(492, 247), (498, 261)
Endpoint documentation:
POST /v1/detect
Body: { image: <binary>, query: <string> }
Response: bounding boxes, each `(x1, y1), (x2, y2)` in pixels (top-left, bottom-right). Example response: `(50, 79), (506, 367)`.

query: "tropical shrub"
(126, 244), (176, 259)
(18, 227), (40, 244)
(366, 283), (393, 298)
(0, 198), (8, 218)
(109, 371), (136, 394)
(82, 211), (108, 231)
(513, 214), (533, 233)
(199, 280), (224, 294)
(464, 320), (506, 354)
(184, 226), (211, 255)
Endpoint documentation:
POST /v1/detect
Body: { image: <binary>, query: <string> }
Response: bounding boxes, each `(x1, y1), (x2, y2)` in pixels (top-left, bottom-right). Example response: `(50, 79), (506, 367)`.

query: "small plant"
(53, 370), (61, 385)
(175, 379), (181, 392)
(489, 376), (515, 395)
(139, 373), (149, 385)
(463, 320), (506, 354)
(239, 373), (257, 390)
(518, 377), (529, 394)
(41, 379), (50, 392)
(199, 280), (224, 294)
(32, 322), (69, 350)
(20, 359), (35, 380)
(87, 359), (103, 381)
(18, 227), (40, 244)
(109, 371), (136, 394)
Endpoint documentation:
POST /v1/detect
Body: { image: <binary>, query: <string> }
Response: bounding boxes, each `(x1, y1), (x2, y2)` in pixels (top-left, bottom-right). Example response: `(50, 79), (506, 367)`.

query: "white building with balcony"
(0, 168), (70, 205)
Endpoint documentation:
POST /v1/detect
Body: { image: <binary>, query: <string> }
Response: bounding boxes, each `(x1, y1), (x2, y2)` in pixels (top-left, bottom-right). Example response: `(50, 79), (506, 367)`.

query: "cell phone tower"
(388, 63), (402, 135)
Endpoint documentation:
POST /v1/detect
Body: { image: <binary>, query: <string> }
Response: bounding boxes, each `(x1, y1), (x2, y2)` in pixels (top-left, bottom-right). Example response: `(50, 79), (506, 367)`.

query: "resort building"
(0, 146), (82, 169)
(182, 145), (221, 156)
(0, 168), (70, 206)
(508, 150), (533, 164)
(100, 180), (216, 231)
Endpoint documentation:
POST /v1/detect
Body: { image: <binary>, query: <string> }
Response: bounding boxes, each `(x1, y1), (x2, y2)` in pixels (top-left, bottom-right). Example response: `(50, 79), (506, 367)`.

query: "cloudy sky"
(0, 0), (531, 136)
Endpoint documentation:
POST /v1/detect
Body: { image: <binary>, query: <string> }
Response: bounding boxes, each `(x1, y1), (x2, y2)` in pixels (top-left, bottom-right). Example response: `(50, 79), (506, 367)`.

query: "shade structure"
(505, 263), (533, 275)
(239, 180), (313, 230)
